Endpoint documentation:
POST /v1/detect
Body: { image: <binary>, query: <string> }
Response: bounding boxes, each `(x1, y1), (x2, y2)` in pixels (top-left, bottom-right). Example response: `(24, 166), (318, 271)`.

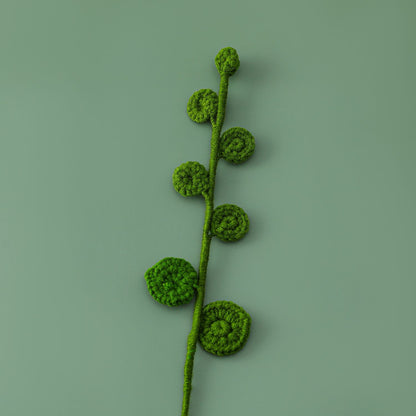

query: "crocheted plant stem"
(181, 74), (229, 416)
(144, 46), (255, 415)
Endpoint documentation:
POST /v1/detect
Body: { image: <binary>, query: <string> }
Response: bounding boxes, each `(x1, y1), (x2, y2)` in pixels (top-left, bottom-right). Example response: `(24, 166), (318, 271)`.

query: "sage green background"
(1, 1), (415, 415)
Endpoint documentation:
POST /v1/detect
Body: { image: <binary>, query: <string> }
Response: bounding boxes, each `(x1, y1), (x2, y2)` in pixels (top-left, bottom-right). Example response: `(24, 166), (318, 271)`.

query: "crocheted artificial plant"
(144, 47), (255, 415)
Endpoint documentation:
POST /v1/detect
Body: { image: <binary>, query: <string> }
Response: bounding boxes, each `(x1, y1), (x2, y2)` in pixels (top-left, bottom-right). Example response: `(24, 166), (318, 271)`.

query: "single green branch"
(144, 47), (252, 415)
(181, 74), (229, 416)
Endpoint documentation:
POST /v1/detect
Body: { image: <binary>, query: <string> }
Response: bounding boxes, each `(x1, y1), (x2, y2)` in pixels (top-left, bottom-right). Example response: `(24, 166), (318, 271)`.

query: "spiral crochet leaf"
(145, 257), (198, 307)
(211, 204), (249, 241)
(220, 127), (255, 164)
(187, 89), (218, 124)
(173, 161), (209, 197)
(199, 301), (251, 356)
(215, 47), (240, 76)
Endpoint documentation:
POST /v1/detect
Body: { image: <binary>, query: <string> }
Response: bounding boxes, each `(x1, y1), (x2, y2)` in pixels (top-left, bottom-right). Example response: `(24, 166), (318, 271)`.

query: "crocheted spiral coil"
(220, 127), (255, 164)
(199, 301), (251, 356)
(187, 89), (218, 124)
(215, 47), (240, 76)
(211, 204), (249, 241)
(145, 257), (198, 307)
(173, 161), (209, 197)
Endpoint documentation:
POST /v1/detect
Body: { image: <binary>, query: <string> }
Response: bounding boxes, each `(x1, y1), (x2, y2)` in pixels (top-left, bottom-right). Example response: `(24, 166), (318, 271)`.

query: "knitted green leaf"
(215, 47), (240, 76)
(172, 161), (209, 197)
(187, 89), (218, 124)
(144, 257), (198, 307)
(220, 127), (255, 164)
(199, 301), (251, 356)
(211, 204), (249, 241)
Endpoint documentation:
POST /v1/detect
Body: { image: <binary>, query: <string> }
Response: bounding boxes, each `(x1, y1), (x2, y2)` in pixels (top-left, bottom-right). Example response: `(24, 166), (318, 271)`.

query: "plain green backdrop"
(1, 1), (415, 415)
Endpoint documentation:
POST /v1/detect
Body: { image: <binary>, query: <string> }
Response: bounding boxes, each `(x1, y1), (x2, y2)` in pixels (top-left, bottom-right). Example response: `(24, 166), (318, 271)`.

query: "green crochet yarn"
(143, 47), (257, 416)
(212, 204), (249, 241)
(199, 301), (251, 356)
(145, 257), (198, 306)
(215, 47), (240, 76)
(220, 127), (255, 164)
(187, 89), (218, 124)
(173, 161), (209, 197)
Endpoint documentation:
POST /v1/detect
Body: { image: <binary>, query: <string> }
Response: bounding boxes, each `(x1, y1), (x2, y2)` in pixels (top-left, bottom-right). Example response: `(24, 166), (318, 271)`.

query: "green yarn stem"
(181, 74), (229, 416)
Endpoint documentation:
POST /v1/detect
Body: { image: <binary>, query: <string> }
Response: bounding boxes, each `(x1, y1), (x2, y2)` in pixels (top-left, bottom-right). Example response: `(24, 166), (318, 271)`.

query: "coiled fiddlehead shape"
(215, 47), (240, 76)
(211, 204), (249, 241)
(143, 47), (258, 416)
(220, 127), (255, 164)
(172, 161), (209, 197)
(187, 89), (218, 124)
(199, 301), (251, 356)
(144, 257), (198, 307)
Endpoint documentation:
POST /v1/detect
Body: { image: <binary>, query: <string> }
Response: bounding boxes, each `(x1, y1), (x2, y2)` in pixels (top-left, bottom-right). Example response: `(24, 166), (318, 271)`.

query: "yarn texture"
(143, 47), (257, 416)
(187, 89), (218, 124)
(145, 257), (198, 306)
(173, 161), (209, 197)
(212, 204), (249, 241)
(215, 47), (240, 76)
(220, 127), (255, 164)
(199, 301), (251, 356)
